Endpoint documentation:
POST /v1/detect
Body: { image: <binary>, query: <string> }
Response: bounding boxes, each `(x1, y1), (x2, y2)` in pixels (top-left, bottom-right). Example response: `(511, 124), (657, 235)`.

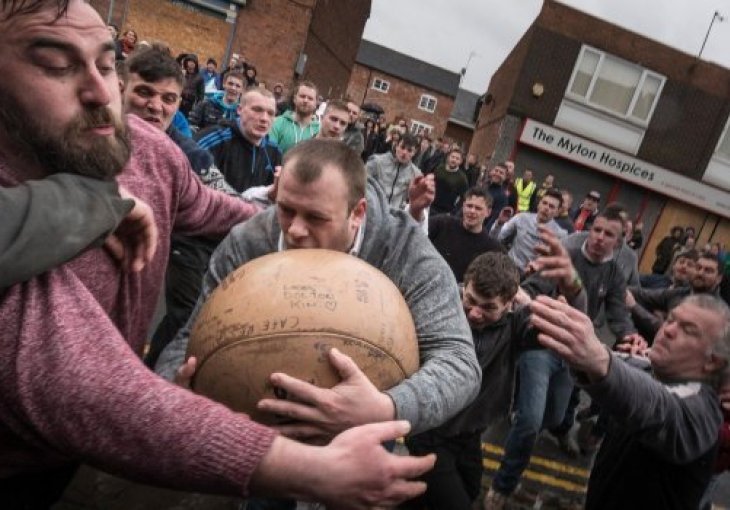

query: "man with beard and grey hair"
(0, 1), (435, 509)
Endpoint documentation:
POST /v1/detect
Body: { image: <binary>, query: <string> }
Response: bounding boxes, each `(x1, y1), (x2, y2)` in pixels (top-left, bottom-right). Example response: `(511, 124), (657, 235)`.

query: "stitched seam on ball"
(191, 331), (409, 389)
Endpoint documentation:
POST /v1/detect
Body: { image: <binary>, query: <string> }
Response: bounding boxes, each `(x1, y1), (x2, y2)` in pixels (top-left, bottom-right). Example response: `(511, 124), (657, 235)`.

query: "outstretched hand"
(530, 295), (611, 381)
(257, 348), (396, 443)
(251, 420), (435, 509)
(104, 187), (158, 272)
(408, 174), (435, 221)
(526, 225), (579, 296)
(315, 421), (435, 509)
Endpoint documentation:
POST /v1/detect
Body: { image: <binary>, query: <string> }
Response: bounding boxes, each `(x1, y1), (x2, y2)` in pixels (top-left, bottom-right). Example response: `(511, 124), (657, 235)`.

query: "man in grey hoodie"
(366, 133), (422, 210)
(157, 138), (480, 440)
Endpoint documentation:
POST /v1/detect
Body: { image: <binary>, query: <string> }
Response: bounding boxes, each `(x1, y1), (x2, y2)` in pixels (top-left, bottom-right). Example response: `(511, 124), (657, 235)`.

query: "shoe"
(549, 430), (580, 458)
(511, 484), (541, 507)
(576, 406), (598, 423)
(577, 420), (603, 455)
(483, 487), (509, 510)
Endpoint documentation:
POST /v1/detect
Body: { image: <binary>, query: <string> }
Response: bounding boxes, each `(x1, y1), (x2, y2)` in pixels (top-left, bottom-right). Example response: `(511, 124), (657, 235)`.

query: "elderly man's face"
(649, 302), (726, 381)
(0, 0), (129, 179)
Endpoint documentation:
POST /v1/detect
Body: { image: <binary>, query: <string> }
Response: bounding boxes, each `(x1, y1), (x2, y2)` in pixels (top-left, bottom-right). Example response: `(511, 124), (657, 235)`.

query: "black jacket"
(195, 120), (281, 193)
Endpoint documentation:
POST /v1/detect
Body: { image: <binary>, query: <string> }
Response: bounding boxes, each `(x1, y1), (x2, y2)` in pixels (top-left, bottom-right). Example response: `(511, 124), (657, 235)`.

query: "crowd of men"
(2, 2), (730, 510)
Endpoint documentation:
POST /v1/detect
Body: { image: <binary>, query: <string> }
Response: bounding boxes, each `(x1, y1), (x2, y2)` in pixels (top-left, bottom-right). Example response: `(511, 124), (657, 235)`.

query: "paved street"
(54, 413), (730, 509)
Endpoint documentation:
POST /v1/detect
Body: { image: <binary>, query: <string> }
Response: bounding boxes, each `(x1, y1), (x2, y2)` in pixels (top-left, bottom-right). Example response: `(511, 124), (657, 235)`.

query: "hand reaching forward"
(257, 348), (396, 443)
(250, 420), (435, 509)
(530, 295), (611, 382)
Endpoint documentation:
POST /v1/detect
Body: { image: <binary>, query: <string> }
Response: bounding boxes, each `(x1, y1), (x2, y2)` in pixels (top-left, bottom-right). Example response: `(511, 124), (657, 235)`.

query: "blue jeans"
(492, 349), (573, 495)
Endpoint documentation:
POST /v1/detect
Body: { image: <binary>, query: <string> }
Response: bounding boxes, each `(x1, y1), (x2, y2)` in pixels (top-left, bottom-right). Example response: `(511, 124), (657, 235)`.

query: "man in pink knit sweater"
(0, 1), (434, 508)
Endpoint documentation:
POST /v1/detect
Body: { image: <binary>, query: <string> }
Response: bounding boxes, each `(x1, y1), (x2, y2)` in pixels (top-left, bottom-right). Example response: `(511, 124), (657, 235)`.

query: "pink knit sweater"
(0, 115), (277, 494)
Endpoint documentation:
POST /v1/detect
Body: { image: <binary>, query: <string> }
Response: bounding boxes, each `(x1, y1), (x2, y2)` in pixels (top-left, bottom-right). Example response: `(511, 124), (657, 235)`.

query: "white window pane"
(631, 74), (662, 121)
(570, 50), (599, 97)
(717, 129), (730, 159)
(589, 56), (641, 115)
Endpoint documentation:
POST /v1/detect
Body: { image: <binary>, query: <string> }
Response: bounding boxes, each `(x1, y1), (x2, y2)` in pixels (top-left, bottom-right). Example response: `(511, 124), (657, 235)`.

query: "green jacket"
(269, 110), (320, 153)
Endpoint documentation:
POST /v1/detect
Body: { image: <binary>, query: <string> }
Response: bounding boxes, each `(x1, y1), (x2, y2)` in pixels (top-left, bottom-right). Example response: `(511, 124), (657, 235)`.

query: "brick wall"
(302, 0), (372, 100)
(469, 22), (534, 160)
(538, 0), (730, 98)
(444, 123), (473, 152)
(232, 0), (314, 91)
(472, 0), (730, 180)
(346, 64), (455, 137)
(89, 0), (127, 26)
(90, 0), (370, 99)
(125, 0), (230, 66)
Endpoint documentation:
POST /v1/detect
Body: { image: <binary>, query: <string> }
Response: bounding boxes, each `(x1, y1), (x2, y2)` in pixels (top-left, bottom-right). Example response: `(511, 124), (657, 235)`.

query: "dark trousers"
(551, 386), (581, 436)
(404, 429), (484, 510)
(0, 464), (79, 510)
(145, 241), (213, 368)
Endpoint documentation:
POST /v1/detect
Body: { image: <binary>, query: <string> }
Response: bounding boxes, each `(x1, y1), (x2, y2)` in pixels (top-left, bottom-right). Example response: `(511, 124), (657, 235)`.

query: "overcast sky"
(362, 0), (730, 94)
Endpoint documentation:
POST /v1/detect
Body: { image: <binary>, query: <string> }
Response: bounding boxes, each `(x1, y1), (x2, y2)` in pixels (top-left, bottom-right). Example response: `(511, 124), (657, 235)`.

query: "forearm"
(248, 436), (318, 500)
(2, 276), (277, 492)
(583, 355), (722, 462)
(0, 175), (131, 288)
(175, 164), (260, 237)
(606, 284), (636, 338)
(386, 267), (480, 433)
(629, 302), (662, 343)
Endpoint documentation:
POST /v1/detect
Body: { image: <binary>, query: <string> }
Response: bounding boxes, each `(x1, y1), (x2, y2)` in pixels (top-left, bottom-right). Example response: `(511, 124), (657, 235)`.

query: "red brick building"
(346, 40), (459, 138)
(90, 0), (371, 98)
(471, 0), (730, 270)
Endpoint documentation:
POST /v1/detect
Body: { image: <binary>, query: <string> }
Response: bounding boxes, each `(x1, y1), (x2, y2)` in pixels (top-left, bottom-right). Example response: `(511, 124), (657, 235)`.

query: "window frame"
(712, 115), (730, 164)
(410, 120), (433, 135)
(565, 45), (665, 127)
(371, 77), (390, 93)
(418, 94), (438, 113)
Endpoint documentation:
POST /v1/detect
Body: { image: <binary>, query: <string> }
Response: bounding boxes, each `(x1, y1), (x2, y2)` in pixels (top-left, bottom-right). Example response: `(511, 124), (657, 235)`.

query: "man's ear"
(350, 197), (367, 227)
(704, 353), (728, 376)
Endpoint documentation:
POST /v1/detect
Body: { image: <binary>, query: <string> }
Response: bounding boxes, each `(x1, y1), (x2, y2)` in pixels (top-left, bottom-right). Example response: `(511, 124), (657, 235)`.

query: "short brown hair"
(464, 252), (519, 300)
(291, 80), (318, 100)
(283, 139), (365, 211)
(224, 71), (245, 85)
(324, 99), (349, 115)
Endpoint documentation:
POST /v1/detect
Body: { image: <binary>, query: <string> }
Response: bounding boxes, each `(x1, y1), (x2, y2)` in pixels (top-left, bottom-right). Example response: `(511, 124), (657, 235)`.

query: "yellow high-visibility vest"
(515, 178), (536, 212)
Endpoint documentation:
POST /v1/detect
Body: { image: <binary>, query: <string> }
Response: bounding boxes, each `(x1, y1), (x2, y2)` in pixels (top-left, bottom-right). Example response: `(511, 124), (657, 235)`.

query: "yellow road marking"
(482, 442), (590, 478)
(482, 458), (587, 493)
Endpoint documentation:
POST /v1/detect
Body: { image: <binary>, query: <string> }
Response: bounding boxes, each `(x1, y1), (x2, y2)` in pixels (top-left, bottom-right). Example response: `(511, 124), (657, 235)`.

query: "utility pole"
(460, 51), (477, 88)
(699, 10), (725, 58)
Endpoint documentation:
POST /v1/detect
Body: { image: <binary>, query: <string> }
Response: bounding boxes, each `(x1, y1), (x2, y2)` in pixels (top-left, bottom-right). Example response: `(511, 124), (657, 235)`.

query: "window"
(371, 78), (390, 93)
(410, 120), (433, 135)
(713, 117), (730, 162)
(566, 46), (665, 125)
(418, 94), (437, 113)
